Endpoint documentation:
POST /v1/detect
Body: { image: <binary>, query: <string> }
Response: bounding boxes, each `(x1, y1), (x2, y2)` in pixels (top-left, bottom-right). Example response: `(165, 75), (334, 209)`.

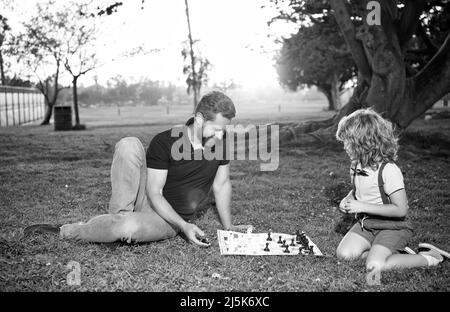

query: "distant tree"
(10, 0), (67, 125)
(276, 20), (356, 111)
(61, 2), (99, 129)
(183, 0), (211, 111)
(0, 14), (11, 85)
(213, 79), (239, 93)
(3, 75), (33, 87)
(182, 40), (211, 111)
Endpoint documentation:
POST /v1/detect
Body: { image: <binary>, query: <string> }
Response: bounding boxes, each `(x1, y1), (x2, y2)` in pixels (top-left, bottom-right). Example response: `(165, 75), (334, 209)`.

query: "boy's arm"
(344, 189), (409, 218)
(339, 190), (354, 213)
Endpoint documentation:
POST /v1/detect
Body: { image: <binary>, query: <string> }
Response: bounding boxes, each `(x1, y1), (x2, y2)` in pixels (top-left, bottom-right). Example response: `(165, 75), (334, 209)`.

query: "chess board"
(217, 230), (323, 256)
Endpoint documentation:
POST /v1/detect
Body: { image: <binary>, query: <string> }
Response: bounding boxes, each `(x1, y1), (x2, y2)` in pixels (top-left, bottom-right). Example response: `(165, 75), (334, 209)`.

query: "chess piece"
(290, 238), (295, 246)
(277, 236), (283, 244)
(264, 243), (270, 252)
(284, 245), (290, 253)
(198, 236), (210, 245)
(267, 232), (272, 241)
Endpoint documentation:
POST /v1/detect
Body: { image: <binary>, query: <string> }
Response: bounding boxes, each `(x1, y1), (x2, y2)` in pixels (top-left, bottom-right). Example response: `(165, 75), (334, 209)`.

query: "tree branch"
(397, 0), (426, 51)
(394, 33), (450, 128)
(330, 0), (371, 83)
(416, 22), (439, 55)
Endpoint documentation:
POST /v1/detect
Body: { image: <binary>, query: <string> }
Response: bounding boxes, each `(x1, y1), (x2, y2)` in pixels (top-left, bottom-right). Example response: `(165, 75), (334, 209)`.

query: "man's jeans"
(60, 137), (178, 243)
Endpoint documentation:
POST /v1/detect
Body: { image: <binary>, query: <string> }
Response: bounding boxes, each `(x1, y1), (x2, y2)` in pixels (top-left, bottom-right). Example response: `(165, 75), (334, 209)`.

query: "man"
(25, 91), (252, 246)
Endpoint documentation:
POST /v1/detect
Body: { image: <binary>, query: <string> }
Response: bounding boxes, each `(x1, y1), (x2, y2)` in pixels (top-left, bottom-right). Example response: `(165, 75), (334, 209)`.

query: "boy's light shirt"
(353, 163), (404, 205)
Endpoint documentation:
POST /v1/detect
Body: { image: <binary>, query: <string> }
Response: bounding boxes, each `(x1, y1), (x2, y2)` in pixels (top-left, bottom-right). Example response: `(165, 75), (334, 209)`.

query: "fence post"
(28, 93), (30, 123)
(11, 90), (15, 125)
(18, 91), (22, 125)
(32, 92), (36, 121)
(4, 90), (8, 126)
(41, 94), (44, 118)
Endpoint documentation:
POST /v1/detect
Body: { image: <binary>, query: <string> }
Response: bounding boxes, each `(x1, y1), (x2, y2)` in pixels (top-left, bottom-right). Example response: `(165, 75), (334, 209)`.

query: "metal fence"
(0, 85), (46, 127)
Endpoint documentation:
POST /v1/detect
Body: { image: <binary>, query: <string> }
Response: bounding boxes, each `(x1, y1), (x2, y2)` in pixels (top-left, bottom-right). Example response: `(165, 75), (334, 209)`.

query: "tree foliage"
(269, 0), (450, 143)
(276, 18), (356, 110)
(181, 41), (211, 102)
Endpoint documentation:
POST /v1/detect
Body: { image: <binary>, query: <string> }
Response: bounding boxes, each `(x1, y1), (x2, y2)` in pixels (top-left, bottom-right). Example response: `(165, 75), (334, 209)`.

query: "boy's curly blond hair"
(336, 108), (399, 169)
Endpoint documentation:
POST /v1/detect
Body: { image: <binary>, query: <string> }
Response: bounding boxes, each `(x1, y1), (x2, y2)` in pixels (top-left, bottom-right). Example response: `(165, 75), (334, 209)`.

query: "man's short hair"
(194, 91), (236, 121)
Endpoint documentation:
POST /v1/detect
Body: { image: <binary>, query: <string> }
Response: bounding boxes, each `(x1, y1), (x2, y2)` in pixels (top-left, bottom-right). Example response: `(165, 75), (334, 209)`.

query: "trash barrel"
(54, 106), (72, 131)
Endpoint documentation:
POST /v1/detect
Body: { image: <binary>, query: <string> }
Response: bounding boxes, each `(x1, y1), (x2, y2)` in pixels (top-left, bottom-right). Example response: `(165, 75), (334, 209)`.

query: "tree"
(213, 79), (239, 93)
(269, 0), (450, 144)
(0, 15), (11, 85)
(276, 20), (356, 110)
(10, 0), (67, 125)
(61, 2), (99, 129)
(183, 0), (211, 111)
(182, 40), (211, 111)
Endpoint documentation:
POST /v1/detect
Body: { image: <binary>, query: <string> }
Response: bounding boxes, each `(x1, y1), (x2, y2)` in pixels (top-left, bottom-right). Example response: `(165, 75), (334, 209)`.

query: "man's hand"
(342, 199), (366, 214)
(226, 224), (254, 233)
(181, 222), (210, 247)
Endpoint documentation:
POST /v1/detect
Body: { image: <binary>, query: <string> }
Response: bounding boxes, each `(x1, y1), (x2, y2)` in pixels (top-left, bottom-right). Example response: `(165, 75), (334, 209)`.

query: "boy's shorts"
(349, 223), (413, 253)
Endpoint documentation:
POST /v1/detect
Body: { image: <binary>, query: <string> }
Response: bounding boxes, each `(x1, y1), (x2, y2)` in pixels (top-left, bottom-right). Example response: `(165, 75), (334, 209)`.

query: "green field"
(1, 100), (449, 291)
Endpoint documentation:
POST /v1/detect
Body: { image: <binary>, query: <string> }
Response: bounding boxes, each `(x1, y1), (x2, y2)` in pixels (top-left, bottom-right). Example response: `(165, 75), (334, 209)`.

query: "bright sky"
(4, 0), (296, 89)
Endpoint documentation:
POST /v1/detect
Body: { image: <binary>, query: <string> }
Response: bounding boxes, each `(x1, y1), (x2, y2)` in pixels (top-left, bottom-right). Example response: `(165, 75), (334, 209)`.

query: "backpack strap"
(351, 163), (358, 200)
(378, 162), (391, 205)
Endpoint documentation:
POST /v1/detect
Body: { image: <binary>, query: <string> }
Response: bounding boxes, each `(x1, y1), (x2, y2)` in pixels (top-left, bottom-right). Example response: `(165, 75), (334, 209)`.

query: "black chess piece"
(284, 245), (290, 253)
(267, 232), (272, 241)
(300, 234), (308, 247)
(277, 236), (283, 244)
(264, 243), (270, 252)
(290, 238), (295, 246)
(198, 236), (210, 245)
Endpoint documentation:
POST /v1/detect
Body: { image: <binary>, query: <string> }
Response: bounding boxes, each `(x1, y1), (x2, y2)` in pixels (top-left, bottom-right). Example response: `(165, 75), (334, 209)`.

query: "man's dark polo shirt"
(146, 122), (230, 220)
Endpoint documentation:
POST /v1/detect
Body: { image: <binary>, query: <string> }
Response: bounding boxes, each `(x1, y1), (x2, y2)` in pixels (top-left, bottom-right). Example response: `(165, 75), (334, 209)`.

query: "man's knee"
(112, 213), (177, 243)
(111, 214), (140, 243)
(115, 137), (144, 155)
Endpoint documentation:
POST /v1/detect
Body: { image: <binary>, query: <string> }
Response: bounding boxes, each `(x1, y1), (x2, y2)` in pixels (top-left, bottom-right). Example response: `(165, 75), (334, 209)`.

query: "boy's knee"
(336, 247), (360, 261)
(366, 259), (385, 272)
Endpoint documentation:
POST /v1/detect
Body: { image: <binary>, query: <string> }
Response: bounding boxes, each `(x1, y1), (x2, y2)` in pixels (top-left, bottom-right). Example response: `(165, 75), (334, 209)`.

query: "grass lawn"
(0, 105), (449, 291)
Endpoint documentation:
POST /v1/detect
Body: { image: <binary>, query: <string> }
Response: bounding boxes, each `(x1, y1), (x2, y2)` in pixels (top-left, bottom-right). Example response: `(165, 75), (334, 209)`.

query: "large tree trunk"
(330, 73), (342, 111)
(317, 85), (334, 111)
(278, 0), (450, 145)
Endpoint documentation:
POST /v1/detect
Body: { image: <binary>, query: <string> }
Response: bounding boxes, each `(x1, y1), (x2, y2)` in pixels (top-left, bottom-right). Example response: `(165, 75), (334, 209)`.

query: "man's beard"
(202, 135), (216, 147)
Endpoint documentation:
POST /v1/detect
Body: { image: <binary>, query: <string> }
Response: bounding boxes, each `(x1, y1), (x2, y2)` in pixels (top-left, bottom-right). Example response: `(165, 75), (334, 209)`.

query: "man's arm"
(213, 164), (232, 230)
(213, 164), (253, 232)
(146, 168), (209, 246)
